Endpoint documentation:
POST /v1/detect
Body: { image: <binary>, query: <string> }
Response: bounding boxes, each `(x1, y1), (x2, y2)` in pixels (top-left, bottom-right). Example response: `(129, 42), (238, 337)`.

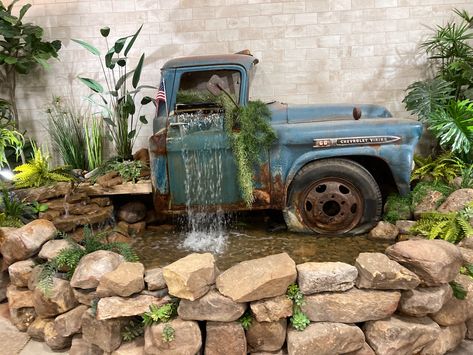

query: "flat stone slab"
(296, 261), (357, 294)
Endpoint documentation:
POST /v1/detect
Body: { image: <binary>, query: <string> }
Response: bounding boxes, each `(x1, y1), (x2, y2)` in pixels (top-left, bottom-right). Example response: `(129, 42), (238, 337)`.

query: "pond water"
(131, 214), (392, 270)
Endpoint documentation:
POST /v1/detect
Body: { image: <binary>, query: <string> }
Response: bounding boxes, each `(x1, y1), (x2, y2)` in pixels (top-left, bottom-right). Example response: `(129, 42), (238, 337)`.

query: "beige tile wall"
(5, 0), (473, 154)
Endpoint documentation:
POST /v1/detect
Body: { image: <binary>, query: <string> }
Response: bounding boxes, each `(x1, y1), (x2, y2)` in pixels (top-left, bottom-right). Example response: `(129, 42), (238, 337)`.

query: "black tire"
(285, 159), (382, 235)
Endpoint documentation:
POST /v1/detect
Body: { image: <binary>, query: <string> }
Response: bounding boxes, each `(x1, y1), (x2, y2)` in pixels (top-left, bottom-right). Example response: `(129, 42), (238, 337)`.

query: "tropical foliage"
(73, 26), (154, 159)
(0, 1), (61, 128)
(0, 126), (23, 168)
(411, 152), (465, 184)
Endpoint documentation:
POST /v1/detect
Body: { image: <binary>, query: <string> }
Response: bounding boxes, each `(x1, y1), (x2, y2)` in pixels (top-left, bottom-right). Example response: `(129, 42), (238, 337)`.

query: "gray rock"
(296, 261), (357, 294)
(70, 250), (125, 289)
(355, 252), (420, 289)
(33, 277), (78, 318)
(205, 321), (246, 355)
(82, 309), (124, 352)
(178, 288), (246, 322)
(398, 285), (452, 317)
(144, 318), (201, 355)
(97, 262), (145, 297)
(438, 189), (473, 213)
(96, 294), (170, 320)
(385, 239), (462, 286)
(145, 267), (166, 291)
(73, 288), (99, 306)
(38, 239), (79, 261)
(250, 295), (293, 322)
(246, 319), (286, 353)
(8, 259), (35, 288)
(445, 340), (473, 355)
(395, 220), (417, 234)
(163, 253), (217, 301)
(287, 322), (365, 355)
(118, 201), (147, 223)
(0, 219), (57, 266)
(301, 288), (400, 323)
(54, 304), (89, 337)
(421, 323), (467, 355)
(414, 190), (444, 219)
(364, 315), (440, 355)
(217, 253), (296, 302)
(368, 221), (399, 240)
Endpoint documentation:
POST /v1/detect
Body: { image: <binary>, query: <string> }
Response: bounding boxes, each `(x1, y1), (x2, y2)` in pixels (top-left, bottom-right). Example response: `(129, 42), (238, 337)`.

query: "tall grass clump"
(84, 116), (104, 170)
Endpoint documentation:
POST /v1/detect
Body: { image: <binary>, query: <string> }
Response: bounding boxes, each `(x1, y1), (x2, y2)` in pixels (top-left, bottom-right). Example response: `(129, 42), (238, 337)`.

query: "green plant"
(29, 201), (48, 214)
(410, 181), (453, 207)
(45, 97), (87, 170)
(12, 143), (73, 188)
(84, 116), (104, 170)
(383, 194), (412, 223)
(238, 310), (253, 330)
(222, 100), (277, 206)
(142, 300), (179, 326)
(73, 26), (153, 159)
(286, 283), (310, 331)
(0, 212), (22, 227)
(122, 317), (144, 342)
(110, 160), (144, 183)
(460, 264), (473, 278)
(460, 165), (473, 188)
(0, 126), (23, 168)
(450, 281), (467, 299)
(162, 323), (175, 343)
(0, 188), (34, 225)
(0, 1), (61, 128)
(411, 152), (465, 183)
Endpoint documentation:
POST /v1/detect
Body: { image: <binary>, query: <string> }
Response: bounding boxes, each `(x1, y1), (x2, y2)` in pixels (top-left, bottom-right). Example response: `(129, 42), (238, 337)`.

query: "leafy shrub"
(383, 194), (412, 223)
(110, 160), (144, 183)
(411, 152), (465, 184)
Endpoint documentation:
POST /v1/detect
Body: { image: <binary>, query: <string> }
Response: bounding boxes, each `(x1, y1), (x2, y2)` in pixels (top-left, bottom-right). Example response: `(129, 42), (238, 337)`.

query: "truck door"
(166, 66), (243, 209)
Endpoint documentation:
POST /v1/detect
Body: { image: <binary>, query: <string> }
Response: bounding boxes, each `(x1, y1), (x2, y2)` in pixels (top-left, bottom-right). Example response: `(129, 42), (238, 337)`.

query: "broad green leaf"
(124, 24), (143, 56)
(139, 115), (148, 124)
(72, 39), (100, 56)
(19, 4), (31, 21)
(78, 77), (104, 93)
(128, 129), (136, 139)
(115, 70), (135, 91)
(0, 11), (17, 24)
(4, 57), (17, 64)
(103, 116), (116, 127)
(141, 96), (152, 105)
(100, 27), (110, 38)
(114, 37), (127, 54)
(132, 54), (145, 89)
(126, 94), (136, 115)
(105, 47), (114, 68)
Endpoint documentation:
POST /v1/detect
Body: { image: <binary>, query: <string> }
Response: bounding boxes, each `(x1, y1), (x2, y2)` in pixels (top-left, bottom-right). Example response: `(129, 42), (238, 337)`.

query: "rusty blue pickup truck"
(149, 52), (422, 235)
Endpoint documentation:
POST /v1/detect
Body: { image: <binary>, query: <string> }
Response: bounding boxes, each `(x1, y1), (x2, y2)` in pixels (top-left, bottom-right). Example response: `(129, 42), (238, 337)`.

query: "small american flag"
(156, 78), (166, 112)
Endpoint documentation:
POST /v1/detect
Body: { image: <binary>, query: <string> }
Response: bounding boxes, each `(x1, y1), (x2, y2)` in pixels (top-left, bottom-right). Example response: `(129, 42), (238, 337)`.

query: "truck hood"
(269, 102), (393, 124)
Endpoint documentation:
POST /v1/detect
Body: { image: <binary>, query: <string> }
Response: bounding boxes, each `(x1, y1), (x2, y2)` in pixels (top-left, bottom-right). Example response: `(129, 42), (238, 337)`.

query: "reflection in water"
(132, 221), (392, 271)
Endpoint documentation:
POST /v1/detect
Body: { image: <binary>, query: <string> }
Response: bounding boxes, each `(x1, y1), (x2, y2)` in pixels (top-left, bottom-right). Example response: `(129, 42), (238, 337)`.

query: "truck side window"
(175, 70), (241, 133)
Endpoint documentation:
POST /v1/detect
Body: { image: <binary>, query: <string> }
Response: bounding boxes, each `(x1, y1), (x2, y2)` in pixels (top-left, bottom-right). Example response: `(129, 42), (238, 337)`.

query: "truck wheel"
(285, 159), (382, 235)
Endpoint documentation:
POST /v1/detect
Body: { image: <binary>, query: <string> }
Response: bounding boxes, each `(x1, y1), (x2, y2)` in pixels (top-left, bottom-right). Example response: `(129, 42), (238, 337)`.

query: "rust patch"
(149, 129), (167, 155)
(253, 189), (270, 205)
(271, 174), (285, 208)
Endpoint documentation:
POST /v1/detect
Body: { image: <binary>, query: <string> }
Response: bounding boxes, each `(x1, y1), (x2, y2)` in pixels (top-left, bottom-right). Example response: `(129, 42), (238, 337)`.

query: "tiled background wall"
(4, 0), (473, 154)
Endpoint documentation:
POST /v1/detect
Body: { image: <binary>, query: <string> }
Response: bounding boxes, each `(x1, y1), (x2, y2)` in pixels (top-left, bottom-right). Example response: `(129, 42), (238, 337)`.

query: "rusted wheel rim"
(300, 177), (364, 233)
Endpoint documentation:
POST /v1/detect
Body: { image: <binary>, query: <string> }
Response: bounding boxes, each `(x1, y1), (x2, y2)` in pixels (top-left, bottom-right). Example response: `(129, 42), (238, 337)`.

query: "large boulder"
(96, 262), (145, 297)
(178, 288), (246, 322)
(70, 250), (125, 289)
(246, 319), (286, 353)
(145, 267), (167, 291)
(82, 309), (124, 352)
(54, 305), (89, 337)
(144, 318), (201, 355)
(117, 201), (147, 223)
(301, 288), (400, 323)
(8, 259), (35, 287)
(205, 321), (246, 355)
(414, 190), (444, 219)
(368, 221), (399, 240)
(27, 317), (53, 341)
(287, 322), (365, 355)
(355, 253), (420, 290)
(420, 323), (466, 355)
(385, 239), (462, 286)
(216, 253), (296, 302)
(398, 284), (452, 317)
(33, 277), (78, 318)
(0, 219), (56, 266)
(363, 315), (440, 355)
(96, 295), (170, 320)
(438, 189), (473, 213)
(430, 274), (473, 326)
(44, 321), (72, 350)
(163, 253), (216, 301)
(250, 294), (293, 322)
(296, 261), (357, 294)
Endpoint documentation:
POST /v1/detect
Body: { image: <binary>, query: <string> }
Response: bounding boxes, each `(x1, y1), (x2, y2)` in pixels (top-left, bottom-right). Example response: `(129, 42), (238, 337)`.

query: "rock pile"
(1, 219), (472, 354)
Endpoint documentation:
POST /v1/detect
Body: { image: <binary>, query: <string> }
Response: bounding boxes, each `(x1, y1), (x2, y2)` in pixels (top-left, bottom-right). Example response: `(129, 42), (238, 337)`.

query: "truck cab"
(150, 53), (422, 235)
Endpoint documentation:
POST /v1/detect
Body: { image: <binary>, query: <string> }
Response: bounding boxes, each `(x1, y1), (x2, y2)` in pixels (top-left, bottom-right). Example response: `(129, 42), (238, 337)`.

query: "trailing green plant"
(286, 283), (310, 331)
(0, 1), (61, 128)
(176, 90), (219, 105)
(45, 97), (87, 170)
(383, 194), (412, 224)
(122, 317), (145, 342)
(73, 26), (154, 159)
(142, 300), (179, 326)
(411, 152), (465, 184)
(238, 310), (253, 331)
(110, 160), (144, 183)
(12, 144), (73, 188)
(37, 226), (138, 294)
(450, 281), (467, 299)
(221, 99), (277, 206)
(162, 323), (175, 343)
(84, 116), (104, 170)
